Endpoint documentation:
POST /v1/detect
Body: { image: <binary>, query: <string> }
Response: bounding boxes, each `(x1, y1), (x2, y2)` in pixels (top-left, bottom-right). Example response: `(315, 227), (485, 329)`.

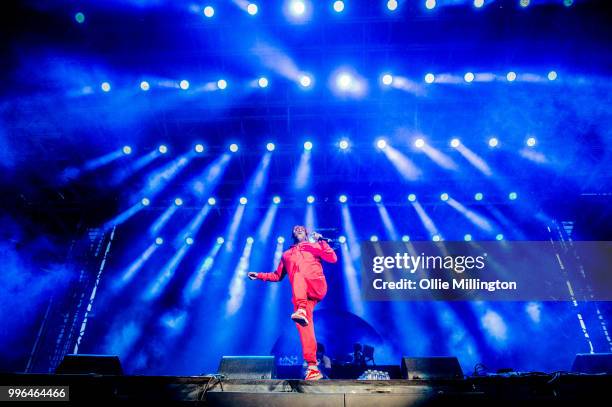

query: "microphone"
(312, 231), (334, 243)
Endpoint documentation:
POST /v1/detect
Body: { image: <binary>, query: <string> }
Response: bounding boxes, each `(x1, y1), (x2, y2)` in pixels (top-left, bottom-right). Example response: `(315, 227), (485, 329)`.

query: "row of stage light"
(95, 70), (559, 94)
(74, 0), (576, 24)
(120, 136), (538, 156)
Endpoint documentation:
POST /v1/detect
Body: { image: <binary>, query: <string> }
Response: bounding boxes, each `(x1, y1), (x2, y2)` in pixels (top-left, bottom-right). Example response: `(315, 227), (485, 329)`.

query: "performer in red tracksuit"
(248, 225), (337, 380)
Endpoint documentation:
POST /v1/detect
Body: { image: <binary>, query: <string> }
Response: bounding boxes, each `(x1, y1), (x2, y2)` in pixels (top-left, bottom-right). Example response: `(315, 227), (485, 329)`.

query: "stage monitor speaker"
(217, 356), (275, 379)
(55, 354), (123, 375)
(571, 353), (612, 374)
(401, 356), (463, 380)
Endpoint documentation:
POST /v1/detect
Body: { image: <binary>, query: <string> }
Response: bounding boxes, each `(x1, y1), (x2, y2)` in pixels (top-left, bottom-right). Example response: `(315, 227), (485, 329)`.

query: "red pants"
(292, 273), (327, 366)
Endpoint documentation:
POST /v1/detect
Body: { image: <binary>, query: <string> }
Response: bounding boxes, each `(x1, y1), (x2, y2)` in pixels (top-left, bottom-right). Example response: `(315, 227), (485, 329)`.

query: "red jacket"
(257, 240), (337, 283)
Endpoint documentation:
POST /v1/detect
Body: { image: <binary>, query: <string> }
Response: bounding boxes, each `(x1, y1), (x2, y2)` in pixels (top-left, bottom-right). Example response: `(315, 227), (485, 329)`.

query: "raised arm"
(251, 260), (286, 282)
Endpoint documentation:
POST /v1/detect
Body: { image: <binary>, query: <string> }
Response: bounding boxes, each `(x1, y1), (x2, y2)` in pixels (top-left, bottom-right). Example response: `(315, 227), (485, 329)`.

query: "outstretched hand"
(247, 272), (258, 280)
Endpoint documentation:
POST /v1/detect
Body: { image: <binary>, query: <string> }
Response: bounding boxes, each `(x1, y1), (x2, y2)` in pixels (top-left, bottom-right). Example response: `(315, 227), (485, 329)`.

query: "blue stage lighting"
(496, 233), (504, 240)
(158, 145), (168, 154)
(432, 234), (441, 241)
(520, 0), (530, 8)
(229, 143), (239, 152)
(203, 6), (215, 17)
(195, 144), (205, 153)
(258, 77), (269, 88)
(373, 194), (382, 203)
(304, 141), (313, 151)
(185, 237), (194, 245)
(509, 192), (518, 200)
(408, 194), (417, 202)
(387, 0), (398, 11)
(425, 0), (436, 10)
(564, 0), (573, 6)
(155, 237), (164, 245)
(526, 137), (536, 147)
(382, 74), (393, 86)
(475, 192), (483, 201)
(217, 79), (227, 90)
(217, 236), (225, 244)
(339, 194), (348, 203)
(548, 71), (558, 81)
(142, 198), (151, 206)
(179, 80), (189, 90)
(140, 81), (150, 91)
(277, 236), (285, 243)
(272, 196), (281, 204)
(507, 71), (517, 82)
(339, 139), (349, 150)
(489, 137), (499, 147)
(289, 0), (306, 16)
(266, 142), (275, 152)
(338, 235), (347, 244)
(246, 236), (254, 244)
(402, 235), (410, 242)
(239, 196), (248, 205)
(415, 138), (425, 148)
(464, 72), (475, 83)
(450, 138), (460, 148)
(425, 73), (435, 84)
(101, 82), (111, 92)
(376, 138), (387, 149)
(247, 3), (258, 15)
(440, 193), (449, 201)
(208, 197), (216, 205)
(299, 74), (312, 88)
(75, 12), (85, 24)
(336, 72), (353, 90)
(464, 234), (473, 241)
(306, 195), (315, 204)
(370, 235), (379, 242)
(474, 0), (484, 8)
(333, 1), (345, 12)
(123, 146), (132, 155)
(174, 198), (183, 206)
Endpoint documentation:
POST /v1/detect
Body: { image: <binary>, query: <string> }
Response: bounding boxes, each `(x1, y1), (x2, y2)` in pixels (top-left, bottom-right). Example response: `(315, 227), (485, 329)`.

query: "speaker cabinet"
(217, 356), (275, 379)
(55, 354), (123, 375)
(401, 356), (463, 380)
(571, 353), (612, 374)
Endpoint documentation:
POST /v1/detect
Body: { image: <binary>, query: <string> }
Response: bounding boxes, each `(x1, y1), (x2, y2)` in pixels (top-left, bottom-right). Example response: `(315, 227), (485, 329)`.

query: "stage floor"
(2, 373), (612, 406)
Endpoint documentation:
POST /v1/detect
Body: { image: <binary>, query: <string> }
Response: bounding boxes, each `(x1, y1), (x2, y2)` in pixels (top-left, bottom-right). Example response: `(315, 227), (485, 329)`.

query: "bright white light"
(122, 146), (132, 155)
(333, 1), (345, 12)
(464, 72), (475, 83)
(140, 81), (150, 91)
(273, 196), (281, 204)
(382, 74), (393, 86)
(387, 0), (398, 11)
(526, 137), (536, 147)
(474, 0), (484, 8)
(339, 194), (347, 203)
(306, 195), (315, 204)
(548, 71), (558, 81)
(246, 236), (254, 244)
(408, 194), (416, 202)
(464, 234), (473, 241)
(217, 79), (227, 90)
(158, 145), (168, 154)
(299, 74), (312, 88)
(290, 0), (306, 15)
(239, 197), (248, 205)
(496, 233), (504, 241)
(450, 138), (460, 148)
(216, 237), (225, 244)
(101, 82), (111, 92)
(415, 138), (425, 148)
(475, 192), (484, 201)
(258, 77), (268, 88)
(440, 193), (449, 201)
(195, 144), (205, 153)
(229, 143), (239, 152)
(489, 137), (499, 148)
(337, 73), (353, 90)
(174, 198), (183, 206)
(425, 0), (436, 10)
(304, 141), (313, 151)
(247, 3), (258, 15)
(203, 6), (215, 17)
(507, 71), (517, 82)
(266, 142), (275, 152)
(208, 197), (216, 206)
(520, 0), (530, 8)
(155, 237), (164, 245)
(142, 198), (151, 206)
(376, 138), (387, 149)
(338, 236), (347, 244)
(339, 139), (349, 150)
(509, 192), (518, 200)
(277, 236), (285, 243)
(402, 235), (410, 242)
(179, 80), (189, 90)
(370, 235), (379, 242)
(424, 73), (435, 84)
(186, 237), (194, 245)
(373, 194), (382, 203)
(432, 234), (441, 241)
